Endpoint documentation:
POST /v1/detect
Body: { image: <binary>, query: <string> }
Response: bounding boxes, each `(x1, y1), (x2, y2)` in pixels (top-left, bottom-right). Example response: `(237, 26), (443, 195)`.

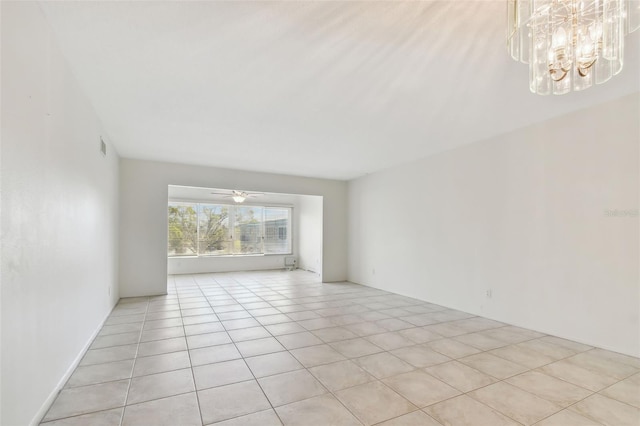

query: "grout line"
(46, 271), (639, 426)
(118, 296), (150, 426)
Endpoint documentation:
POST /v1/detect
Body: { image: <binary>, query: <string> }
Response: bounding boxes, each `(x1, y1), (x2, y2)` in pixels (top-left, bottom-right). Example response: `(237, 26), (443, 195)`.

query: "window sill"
(168, 253), (293, 259)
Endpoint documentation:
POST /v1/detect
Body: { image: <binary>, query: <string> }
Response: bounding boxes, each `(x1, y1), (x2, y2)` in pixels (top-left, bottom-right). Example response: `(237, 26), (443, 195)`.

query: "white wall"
(119, 159), (347, 297)
(297, 195), (323, 275)
(1, 3), (121, 425)
(348, 94), (639, 357)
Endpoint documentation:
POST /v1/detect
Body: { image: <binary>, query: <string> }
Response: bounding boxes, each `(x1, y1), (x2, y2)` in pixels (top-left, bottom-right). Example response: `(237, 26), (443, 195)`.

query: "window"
(168, 202), (292, 256)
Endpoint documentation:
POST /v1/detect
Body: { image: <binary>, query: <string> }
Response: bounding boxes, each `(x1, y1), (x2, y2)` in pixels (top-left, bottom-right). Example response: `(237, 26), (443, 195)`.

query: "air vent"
(100, 137), (107, 156)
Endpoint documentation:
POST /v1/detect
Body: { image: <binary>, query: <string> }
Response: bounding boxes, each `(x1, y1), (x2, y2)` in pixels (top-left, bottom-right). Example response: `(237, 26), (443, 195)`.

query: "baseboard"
(29, 301), (119, 426)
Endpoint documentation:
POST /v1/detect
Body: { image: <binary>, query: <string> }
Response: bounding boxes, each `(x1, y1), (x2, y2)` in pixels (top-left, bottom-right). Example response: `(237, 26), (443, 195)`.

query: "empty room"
(1, 1), (639, 425)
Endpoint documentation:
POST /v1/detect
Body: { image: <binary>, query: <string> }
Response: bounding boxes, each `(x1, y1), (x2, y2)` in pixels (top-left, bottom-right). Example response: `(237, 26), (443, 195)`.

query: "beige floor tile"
(390, 345), (450, 368)
(127, 368), (195, 405)
(515, 339), (577, 360)
(183, 314), (219, 325)
(256, 314), (304, 324)
(312, 326), (358, 343)
(425, 360), (496, 392)
(221, 317), (261, 330)
(290, 344), (346, 367)
(193, 358), (253, 390)
(212, 409), (282, 426)
(39, 408), (123, 426)
(587, 348), (640, 369)
(186, 331), (232, 349)
(402, 314), (439, 327)
(454, 332), (509, 351)
(425, 394), (519, 426)
(424, 323), (468, 337)
(565, 351), (638, 380)
(330, 338), (384, 358)
(66, 360), (134, 388)
(122, 392), (201, 426)
(286, 311), (321, 321)
(499, 326), (545, 339)
(99, 323), (143, 336)
(276, 394), (361, 426)
(106, 313), (146, 325)
(330, 314), (365, 326)
(505, 370), (592, 407)
(570, 394), (640, 426)
(398, 327), (443, 344)
(481, 328), (533, 344)
(236, 337), (285, 357)
(469, 382), (561, 425)
(140, 326), (184, 343)
(91, 332), (140, 349)
(183, 321), (224, 336)
(427, 338), (482, 359)
(198, 380), (271, 424)
(540, 336), (592, 353)
(298, 317), (336, 330)
(46, 271), (640, 426)
(600, 373), (640, 408)
(189, 343), (241, 366)
(145, 310), (181, 321)
(490, 344), (556, 369)
(133, 350), (191, 377)
(459, 353), (528, 379)
(366, 332), (415, 351)
(382, 370), (460, 407)
(276, 331), (323, 349)
(264, 322), (306, 336)
(450, 318), (505, 333)
(143, 318), (183, 331)
(345, 321), (389, 336)
(227, 326), (271, 342)
(245, 351), (304, 377)
(336, 381), (417, 425)
(309, 359), (374, 391)
(43, 380), (129, 422)
(258, 369), (327, 406)
(377, 318), (414, 331)
(138, 337), (187, 357)
(80, 345), (138, 366)
(355, 352), (415, 379)
(376, 410), (442, 426)
(534, 409), (601, 426)
(539, 359), (619, 392)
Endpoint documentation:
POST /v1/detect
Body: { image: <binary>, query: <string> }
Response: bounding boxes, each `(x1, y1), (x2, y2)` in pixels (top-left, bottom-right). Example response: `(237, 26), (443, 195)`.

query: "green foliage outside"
(168, 204), (229, 255)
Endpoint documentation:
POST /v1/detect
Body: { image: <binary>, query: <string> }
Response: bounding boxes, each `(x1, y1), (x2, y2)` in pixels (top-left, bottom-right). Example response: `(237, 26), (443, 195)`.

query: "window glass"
(168, 202), (291, 257)
(167, 202), (198, 256)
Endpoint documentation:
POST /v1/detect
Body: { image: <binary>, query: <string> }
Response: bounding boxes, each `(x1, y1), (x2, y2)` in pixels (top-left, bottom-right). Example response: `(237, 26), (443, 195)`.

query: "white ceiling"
(40, 1), (640, 180)
(168, 184), (306, 205)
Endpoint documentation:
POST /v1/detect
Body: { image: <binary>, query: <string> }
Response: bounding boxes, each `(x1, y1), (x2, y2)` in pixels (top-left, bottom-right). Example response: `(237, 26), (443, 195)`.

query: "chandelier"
(507, 0), (639, 95)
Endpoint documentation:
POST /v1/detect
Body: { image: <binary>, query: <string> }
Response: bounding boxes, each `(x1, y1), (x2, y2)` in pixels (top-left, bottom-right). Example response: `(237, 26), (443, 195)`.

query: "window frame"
(168, 200), (293, 258)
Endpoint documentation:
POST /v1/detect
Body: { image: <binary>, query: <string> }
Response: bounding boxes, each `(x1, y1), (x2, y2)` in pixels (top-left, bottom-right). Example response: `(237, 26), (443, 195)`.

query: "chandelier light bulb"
(507, 0), (640, 95)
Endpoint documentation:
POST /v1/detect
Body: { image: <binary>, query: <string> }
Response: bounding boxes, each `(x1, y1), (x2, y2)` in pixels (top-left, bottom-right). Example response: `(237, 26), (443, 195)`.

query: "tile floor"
(42, 270), (640, 426)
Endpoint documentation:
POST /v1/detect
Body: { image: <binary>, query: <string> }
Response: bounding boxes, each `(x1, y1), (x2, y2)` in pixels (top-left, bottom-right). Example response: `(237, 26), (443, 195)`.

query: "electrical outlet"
(486, 289), (492, 298)
(372, 268), (376, 275)
(108, 286), (111, 296)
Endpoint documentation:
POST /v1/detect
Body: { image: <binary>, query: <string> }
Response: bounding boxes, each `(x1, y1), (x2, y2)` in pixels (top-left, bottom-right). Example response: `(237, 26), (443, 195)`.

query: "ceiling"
(168, 185), (308, 206)
(39, 1), (640, 180)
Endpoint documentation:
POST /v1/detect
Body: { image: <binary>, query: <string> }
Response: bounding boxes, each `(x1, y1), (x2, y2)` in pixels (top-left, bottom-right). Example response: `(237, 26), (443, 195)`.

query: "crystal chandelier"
(508, 0), (639, 95)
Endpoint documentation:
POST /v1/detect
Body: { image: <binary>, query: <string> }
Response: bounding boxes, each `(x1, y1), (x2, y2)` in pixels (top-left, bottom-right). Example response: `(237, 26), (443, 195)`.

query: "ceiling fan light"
(232, 195), (246, 203)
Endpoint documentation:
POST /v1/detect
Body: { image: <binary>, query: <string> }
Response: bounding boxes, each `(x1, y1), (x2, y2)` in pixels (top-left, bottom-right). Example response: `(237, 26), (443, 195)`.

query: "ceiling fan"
(210, 190), (263, 203)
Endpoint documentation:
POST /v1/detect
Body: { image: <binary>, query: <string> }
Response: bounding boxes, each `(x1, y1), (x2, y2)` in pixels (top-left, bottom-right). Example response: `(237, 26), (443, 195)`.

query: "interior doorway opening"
(166, 185), (323, 289)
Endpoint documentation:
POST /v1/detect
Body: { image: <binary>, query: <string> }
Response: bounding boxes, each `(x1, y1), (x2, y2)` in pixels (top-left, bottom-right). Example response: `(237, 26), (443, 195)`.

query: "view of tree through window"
(168, 202), (292, 256)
